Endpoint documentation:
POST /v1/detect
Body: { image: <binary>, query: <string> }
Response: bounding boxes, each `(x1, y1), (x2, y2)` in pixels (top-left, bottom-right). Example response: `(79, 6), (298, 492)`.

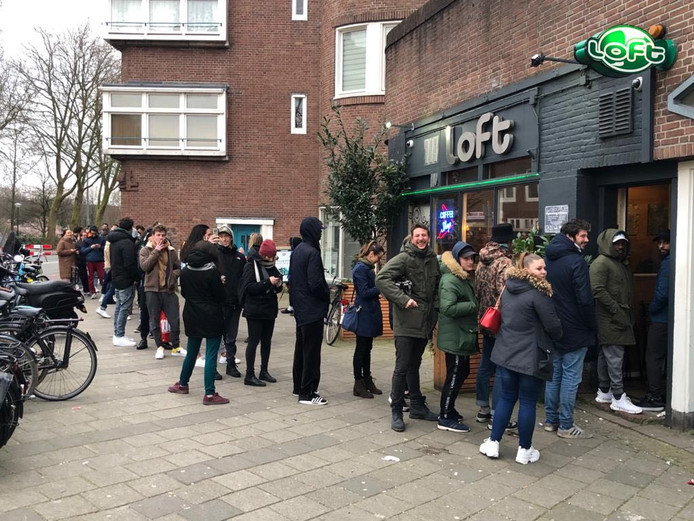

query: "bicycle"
(324, 275), (349, 346)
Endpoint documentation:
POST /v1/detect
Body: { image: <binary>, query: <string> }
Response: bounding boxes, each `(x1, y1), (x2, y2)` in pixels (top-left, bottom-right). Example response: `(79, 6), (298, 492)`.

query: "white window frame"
(291, 0), (307, 21)
(334, 21), (399, 99)
(101, 85), (227, 157)
(525, 184), (539, 202)
(105, 0), (227, 42)
(291, 94), (307, 134)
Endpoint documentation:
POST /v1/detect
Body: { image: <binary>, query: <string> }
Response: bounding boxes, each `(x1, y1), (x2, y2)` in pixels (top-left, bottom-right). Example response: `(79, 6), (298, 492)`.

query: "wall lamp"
(530, 52), (579, 68)
(385, 121), (414, 132)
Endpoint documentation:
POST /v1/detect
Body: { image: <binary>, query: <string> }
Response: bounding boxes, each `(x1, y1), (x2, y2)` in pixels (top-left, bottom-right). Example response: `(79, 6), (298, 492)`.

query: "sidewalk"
(1, 294), (693, 520)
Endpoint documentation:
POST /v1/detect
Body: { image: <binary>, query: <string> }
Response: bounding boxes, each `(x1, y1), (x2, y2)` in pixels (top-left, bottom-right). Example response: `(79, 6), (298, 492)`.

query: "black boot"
(259, 370), (277, 383)
(353, 379), (374, 399)
(391, 403), (405, 432)
(409, 396), (439, 421)
(215, 370), (223, 381)
(226, 363), (241, 378)
(136, 338), (148, 350)
(363, 375), (382, 395)
(244, 374), (266, 387)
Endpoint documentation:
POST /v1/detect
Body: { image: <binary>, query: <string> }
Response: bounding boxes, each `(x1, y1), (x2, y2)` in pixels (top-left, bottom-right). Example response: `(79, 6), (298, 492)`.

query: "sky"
(0, 0), (104, 56)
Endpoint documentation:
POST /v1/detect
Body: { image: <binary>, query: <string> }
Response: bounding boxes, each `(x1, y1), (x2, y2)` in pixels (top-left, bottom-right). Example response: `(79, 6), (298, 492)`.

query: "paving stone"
(165, 461), (225, 485)
(488, 495), (547, 521)
(567, 489), (624, 515)
(257, 476), (317, 500)
(640, 482), (692, 508)
(179, 498), (242, 520)
(537, 502), (606, 521)
(2, 508), (46, 521)
(81, 465), (140, 487)
(128, 474), (186, 498)
(211, 469), (267, 491)
(130, 493), (187, 518)
(34, 495), (99, 520)
(617, 496), (681, 520)
(604, 467), (658, 488)
(221, 487), (281, 512)
(586, 478), (639, 500)
(340, 475), (389, 498)
(354, 491), (411, 516)
(268, 495), (329, 520)
(513, 483), (575, 509)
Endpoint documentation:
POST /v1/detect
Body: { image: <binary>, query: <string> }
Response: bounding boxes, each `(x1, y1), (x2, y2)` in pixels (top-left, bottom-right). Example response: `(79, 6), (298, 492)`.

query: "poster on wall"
(544, 205), (569, 234)
(436, 199), (458, 245)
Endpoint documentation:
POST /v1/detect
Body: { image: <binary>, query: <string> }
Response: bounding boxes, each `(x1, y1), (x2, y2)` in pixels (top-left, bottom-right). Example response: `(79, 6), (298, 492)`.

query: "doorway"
(231, 224), (260, 254)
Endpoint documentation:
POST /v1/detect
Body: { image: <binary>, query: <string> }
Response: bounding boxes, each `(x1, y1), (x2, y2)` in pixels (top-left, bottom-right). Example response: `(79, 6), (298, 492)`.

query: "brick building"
(101, 0), (425, 278)
(384, 0), (694, 428)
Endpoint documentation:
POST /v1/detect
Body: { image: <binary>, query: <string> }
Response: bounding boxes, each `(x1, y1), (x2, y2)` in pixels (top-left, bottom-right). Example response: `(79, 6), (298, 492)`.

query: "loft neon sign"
(445, 111), (514, 165)
(574, 25), (676, 77)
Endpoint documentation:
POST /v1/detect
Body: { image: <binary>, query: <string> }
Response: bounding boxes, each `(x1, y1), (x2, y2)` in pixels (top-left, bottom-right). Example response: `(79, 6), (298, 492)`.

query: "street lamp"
(14, 203), (21, 234)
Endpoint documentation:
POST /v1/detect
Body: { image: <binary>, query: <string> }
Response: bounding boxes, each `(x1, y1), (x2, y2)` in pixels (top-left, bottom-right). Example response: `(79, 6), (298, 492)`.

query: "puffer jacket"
(589, 229), (635, 346)
(474, 242), (512, 336)
(352, 259), (383, 338)
(376, 240), (440, 339)
(436, 250), (479, 356)
(491, 267), (563, 380)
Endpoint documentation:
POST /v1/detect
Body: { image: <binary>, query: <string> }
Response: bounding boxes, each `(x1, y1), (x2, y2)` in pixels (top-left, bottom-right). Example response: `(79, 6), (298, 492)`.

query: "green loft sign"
(574, 25), (676, 77)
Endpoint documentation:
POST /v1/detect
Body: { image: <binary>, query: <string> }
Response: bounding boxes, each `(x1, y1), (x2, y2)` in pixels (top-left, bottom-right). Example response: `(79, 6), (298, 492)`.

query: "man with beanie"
(290, 217), (330, 405)
(108, 217), (140, 347)
(590, 229), (642, 414)
(376, 223), (441, 432)
(216, 224), (246, 378)
(543, 218), (597, 438)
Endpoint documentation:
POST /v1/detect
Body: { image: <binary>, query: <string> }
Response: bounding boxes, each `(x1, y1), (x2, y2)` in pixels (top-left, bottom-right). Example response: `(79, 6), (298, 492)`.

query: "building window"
(335, 21), (398, 98)
(102, 86), (227, 157)
(291, 94), (307, 134)
(319, 208), (360, 280)
(497, 182), (539, 233)
(292, 0), (307, 21)
(106, 0), (226, 41)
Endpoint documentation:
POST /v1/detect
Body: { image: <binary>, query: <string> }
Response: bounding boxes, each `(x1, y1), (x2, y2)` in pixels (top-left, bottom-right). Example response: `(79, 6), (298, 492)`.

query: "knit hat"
(217, 224), (233, 239)
(259, 239), (277, 258)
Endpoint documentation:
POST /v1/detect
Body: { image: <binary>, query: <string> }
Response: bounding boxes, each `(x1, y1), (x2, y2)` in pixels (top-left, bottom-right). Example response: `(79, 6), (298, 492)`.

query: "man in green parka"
(589, 229), (642, 415)
(376, 223), (441, 432)
(437, 241), (479, 433)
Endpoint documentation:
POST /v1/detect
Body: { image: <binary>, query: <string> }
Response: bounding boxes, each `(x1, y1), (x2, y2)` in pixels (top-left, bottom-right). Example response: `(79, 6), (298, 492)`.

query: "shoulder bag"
(479, 288), (504, 334)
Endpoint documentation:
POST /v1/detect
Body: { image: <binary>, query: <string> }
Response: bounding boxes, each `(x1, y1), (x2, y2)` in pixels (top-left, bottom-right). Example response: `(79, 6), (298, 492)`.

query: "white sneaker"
(171, 347), (187, 357)
(596, 388), (614, 403)
(299, 393), (328, 405)
(479, 438), (499, 459)
(219, 356), (227, 364)
(516, 446), (540, 464)
(155, 347), (165, 359)
(96, 308), (111, 319)
(235, 357), (241, 364)
(195, 357), (205, 368)
(113, 336), (136, 347)
(610, 394), (643, 414)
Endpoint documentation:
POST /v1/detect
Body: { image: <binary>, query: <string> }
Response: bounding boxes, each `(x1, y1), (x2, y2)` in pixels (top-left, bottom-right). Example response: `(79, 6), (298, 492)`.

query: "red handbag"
(479, 289), (504, 334)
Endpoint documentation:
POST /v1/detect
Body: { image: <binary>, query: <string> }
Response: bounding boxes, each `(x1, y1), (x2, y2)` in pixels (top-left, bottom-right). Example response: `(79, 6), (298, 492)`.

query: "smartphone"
(212, 227), (219, 235)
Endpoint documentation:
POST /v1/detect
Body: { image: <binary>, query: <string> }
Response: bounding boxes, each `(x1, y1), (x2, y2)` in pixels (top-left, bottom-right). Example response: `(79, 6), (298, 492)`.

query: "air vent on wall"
(599, 87), (633, 138)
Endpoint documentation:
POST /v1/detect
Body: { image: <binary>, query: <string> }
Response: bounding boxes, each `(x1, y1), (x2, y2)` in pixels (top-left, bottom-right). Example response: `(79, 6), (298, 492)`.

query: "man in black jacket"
(108, 217), (140, 348)
(543, 218), (597, 438)
(217, 225), (247, 377)
(290, 217), (330, 405)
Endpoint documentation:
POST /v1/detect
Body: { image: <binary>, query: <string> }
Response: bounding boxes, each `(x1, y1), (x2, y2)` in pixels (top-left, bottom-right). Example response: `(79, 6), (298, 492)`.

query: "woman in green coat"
(437, 241), (479, 433)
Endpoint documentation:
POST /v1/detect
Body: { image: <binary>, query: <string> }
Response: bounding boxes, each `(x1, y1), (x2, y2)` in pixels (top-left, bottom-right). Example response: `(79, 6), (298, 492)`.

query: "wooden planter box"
(433, 332), (488, 393)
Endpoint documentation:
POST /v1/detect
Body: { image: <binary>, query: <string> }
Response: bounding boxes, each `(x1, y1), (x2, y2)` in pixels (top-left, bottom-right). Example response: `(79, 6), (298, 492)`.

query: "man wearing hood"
(376, 223), (441, 432)
(590, 228), (642, 414)
(290, 217), (330, 405)
(108, 217), (140, 347)
(543, 219), (597, 438)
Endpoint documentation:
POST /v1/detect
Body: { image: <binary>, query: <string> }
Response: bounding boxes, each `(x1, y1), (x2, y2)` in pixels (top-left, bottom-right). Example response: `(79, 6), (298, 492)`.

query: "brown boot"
(364, 375), (383, 395)
(353, 379), (374, 399)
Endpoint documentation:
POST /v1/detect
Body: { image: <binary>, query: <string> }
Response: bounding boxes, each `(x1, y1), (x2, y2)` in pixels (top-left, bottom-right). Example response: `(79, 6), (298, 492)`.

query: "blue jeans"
(113, 286), (135, 338)
(490, 366), (543, 449)
(100, 284), (116, 310)
(475, 335), (501, 411)
(544, 347), (588, 430)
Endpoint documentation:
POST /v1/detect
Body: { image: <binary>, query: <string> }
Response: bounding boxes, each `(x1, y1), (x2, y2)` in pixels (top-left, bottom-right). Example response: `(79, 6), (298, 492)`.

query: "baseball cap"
(653, 230), (670, 242)
(217, 224), (233, 237)
(612, 232), (628, 243)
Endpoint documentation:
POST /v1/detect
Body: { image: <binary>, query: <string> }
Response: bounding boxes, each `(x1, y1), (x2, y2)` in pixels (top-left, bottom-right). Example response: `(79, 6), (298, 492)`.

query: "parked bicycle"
(324, 274), (349, 346)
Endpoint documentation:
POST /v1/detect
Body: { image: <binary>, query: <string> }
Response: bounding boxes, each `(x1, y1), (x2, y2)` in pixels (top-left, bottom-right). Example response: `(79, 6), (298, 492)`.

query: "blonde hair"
(518, 252), (542, 269)
(249, 233), (263, 249)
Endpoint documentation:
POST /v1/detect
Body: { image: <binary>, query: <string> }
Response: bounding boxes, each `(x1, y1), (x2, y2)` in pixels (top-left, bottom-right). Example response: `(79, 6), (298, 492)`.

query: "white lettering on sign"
(446, 112), (515, 165)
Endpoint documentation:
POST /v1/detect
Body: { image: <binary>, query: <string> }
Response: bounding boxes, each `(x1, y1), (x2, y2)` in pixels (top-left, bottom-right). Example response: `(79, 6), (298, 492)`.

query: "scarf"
(260, 258), (275, 270)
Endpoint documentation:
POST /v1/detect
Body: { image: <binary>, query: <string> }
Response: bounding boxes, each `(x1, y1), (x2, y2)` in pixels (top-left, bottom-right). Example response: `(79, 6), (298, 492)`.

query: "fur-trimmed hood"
(440, 251), (470, 280)
(505, 266), (553, 297)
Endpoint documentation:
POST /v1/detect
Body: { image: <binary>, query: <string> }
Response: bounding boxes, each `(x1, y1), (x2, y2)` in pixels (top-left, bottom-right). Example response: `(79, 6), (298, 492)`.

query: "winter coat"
(352, 259), (383, 338)
(239, 250), (283, 320)
(545, 233), (598, 352)
(180, 249), (225, 338)
(217, 243), (246, 308)
(589, 229), (635, 346)
(289, 217), (330, 327)
(436, 251), (479, 356)
(649, 253), (670, 324)
(80, 235), (106, 263)
(376, 240), (440, 339)
(74, 239), (87, 268)
(474, 242), (512, 336)
(107, 228), (139, 290)
(139, 240), (181, 293)
(491, 267), (563, 381)
(56, 237), (76, 280)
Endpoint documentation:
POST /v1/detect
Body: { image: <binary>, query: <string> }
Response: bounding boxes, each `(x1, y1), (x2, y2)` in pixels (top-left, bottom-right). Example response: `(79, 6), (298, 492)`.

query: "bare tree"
(0, 48), (31, 136)
(0, 125), (39, 232)
(17, 25), (120, 240)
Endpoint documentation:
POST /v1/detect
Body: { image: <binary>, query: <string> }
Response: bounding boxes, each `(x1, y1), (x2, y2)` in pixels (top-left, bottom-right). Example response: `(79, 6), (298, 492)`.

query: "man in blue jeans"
(108, 217), (140, 347)
(544, 218), (597, 438)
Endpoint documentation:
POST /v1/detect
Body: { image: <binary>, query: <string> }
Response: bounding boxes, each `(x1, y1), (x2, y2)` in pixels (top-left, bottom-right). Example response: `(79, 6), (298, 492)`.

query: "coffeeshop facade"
(384, 0), (694, 429)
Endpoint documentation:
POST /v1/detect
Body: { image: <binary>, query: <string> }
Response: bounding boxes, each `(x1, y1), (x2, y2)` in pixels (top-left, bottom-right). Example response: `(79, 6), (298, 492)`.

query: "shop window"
(291, 94), (307, 134)
(463, 190), (494, 252)
(444, 167), (477, 186)
(292, 0), (307, 20)
(497, 182), (539, 234)
(335, 21), (398, 98)
(487, 157), (532, 179)
(434, 196), (459, 254)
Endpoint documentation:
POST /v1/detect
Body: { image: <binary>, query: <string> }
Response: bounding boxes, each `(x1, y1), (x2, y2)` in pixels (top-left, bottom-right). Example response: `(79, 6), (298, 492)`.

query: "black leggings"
(439, 353), (470, 419)
(245, 318), (275, 376)
(353, 335), (374, 380)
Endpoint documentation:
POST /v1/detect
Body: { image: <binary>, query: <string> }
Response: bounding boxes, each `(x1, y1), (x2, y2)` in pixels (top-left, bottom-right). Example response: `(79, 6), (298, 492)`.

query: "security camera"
(632, 76), (643, 92)
(406, 139), (414, 148)
(530, 53), (545, 68)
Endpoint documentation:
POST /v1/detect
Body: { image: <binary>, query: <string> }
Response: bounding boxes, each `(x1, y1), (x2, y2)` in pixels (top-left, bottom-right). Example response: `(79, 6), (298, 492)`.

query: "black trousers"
(145, 291), (180, 347)
(353, 335), (374, 380)
(137, 284), (149, 340)
(391, 336), (427, 406)
(78, 263), (89, 292)
(292, 320), (323, 398)
(223, 305), (242, 358)
(245, 318), (275, 376)
(646, 321), (668, 397)
(440, 353), (470, 419)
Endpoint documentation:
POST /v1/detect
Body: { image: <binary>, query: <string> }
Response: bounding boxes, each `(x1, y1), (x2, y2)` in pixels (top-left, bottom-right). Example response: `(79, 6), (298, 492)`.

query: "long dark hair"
(191, 240), (222, 271)
(180, 224), (210, 262)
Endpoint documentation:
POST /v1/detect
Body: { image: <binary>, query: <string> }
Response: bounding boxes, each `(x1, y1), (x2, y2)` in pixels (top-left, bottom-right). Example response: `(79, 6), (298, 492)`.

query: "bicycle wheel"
(34, 275), (50, 283)
(324, 301), (342, 345)
(30, 327), (97, 401)
(0, 334), (38, 399)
